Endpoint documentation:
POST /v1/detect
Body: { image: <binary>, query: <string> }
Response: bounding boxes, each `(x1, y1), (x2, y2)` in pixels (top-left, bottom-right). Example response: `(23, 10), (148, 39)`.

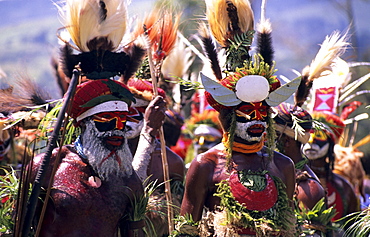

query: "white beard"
(81, 119), (134, 181)
(301, 142), (329, 160)
(125, 120), (144, 139)
(235, 120), (267, 142)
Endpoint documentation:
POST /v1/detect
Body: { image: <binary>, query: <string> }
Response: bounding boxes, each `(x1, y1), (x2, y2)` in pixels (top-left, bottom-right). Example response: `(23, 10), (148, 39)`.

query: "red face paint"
(237, 102), (268, 121)
(93, 111), (128, 132)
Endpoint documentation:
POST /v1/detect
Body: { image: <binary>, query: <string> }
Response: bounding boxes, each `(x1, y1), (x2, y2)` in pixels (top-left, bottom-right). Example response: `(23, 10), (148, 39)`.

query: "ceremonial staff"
(141, 8), (179, 232)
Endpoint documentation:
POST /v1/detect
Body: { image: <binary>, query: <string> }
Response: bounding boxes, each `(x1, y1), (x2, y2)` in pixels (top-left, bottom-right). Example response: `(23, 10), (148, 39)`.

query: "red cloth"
(327, 181), (344, 221)
(69, 79), (131, 120)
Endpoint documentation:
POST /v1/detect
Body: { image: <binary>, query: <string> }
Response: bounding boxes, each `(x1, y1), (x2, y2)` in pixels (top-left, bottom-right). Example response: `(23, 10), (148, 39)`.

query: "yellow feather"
(60, 0), (127, 52)
(205, 0), (254, 47)
(161, 40), (194, 79)
(308, 31), (350, 81)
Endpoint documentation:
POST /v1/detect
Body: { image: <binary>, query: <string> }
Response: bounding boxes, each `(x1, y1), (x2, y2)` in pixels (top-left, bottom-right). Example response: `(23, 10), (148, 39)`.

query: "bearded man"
(127, 78), (185, 236)
(30, 79), (165, 236)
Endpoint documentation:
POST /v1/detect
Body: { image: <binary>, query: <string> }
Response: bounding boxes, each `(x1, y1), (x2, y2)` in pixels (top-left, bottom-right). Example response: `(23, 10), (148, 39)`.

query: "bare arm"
(132, 96), (166, 181)
(180, 155), (212, 221)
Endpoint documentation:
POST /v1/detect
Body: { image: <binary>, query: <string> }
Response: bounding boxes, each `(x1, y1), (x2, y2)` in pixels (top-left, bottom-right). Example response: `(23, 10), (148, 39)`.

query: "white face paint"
(81, 119), (133, 180)
(301, 142), (330, 160)
(125, 120), (144, 139)
(234, 120), (267, 142)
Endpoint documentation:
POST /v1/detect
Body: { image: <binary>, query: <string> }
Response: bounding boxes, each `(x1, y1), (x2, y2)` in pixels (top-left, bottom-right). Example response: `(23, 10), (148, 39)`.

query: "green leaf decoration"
(171, 214), (199, 237)
(340, 209), (370, 237)
(226, 30), (255, 71)
(295, 197), (338, 235)
(135, 57), (151, 80)
(238, 170), (268, 192)
(166, 76), (203, 91)
(101, 79), (136, 104)
(0, 167), (32, 235)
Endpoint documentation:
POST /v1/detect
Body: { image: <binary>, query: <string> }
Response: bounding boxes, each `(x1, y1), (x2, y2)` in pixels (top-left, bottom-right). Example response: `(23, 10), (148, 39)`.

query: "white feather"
(308, 31), (350, 81)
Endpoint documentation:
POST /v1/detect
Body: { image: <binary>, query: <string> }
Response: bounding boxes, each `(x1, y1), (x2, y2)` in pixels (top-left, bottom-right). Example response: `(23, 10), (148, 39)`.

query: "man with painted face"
(177, 1), (303, 235)
(181, 97), (298, 235)
(179, 68), (302, 236)
(274, 103), (330, 235)
(30, 79), (165, 236)
(301, 111), (360, 224)
(127, 78), (185, 237)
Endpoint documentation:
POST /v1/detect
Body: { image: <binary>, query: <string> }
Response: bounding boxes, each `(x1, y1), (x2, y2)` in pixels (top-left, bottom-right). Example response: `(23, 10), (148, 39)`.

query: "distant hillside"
(0, 0), (155, 98)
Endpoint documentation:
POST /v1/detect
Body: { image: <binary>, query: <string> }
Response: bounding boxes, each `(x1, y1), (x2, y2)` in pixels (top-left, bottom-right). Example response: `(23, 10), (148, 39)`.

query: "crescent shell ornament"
(265, 76), (302, 107)
(201, 72), (241, 106)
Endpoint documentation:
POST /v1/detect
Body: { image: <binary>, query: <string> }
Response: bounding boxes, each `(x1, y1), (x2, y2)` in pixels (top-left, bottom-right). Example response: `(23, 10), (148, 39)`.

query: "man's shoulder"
(187, 144), (226, 176)
(332, 172), (355, 189)
(33, 145), (84, 168)
(273, 150), (294, 165)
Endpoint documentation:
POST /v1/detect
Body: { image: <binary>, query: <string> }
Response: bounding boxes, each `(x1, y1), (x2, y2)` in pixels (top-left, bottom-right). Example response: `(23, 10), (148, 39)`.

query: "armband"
(132, 132), (157, 182)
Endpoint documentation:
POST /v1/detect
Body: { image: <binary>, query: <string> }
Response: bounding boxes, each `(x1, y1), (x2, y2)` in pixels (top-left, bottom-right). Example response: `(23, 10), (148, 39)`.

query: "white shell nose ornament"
(235, 75), (270, 102)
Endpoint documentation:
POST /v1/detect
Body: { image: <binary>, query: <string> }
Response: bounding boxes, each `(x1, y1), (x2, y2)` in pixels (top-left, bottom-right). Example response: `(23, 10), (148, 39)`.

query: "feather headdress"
(133, 7), (179, 64)
(199, 0), (300, 110)
(202, 0), (255, 72)
(57, 0), (146, 82)
(205, 0), (254, 48)
(294, 31), (350, 107)
(59, 0), (128, 52)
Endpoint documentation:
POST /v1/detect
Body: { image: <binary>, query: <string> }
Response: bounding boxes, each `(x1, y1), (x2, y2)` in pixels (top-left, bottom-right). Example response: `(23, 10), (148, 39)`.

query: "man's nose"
(116, 120), (125, 130)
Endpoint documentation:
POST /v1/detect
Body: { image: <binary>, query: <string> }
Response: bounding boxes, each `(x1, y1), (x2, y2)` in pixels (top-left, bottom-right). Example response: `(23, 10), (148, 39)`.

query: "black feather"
(257, 30), (274, 67)
(60, 44), (81, 78)
(294, 75), (313, 107)
(226, 1), (240, 33)
(99, 1), (107, 23)
(201, 36), (222, 80)
(122, 43), (146, 83)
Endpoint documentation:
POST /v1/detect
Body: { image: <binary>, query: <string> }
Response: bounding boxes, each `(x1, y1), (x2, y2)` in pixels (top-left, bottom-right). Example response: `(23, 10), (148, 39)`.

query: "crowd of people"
(0, 0), (369, 236)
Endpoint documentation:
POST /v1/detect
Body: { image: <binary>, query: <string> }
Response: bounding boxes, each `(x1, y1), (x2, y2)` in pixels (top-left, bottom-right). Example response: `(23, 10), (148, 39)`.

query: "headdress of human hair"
(56, 0), (146, 82)
(199, 0), (301, 164)
(294, 31), (350, 107)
